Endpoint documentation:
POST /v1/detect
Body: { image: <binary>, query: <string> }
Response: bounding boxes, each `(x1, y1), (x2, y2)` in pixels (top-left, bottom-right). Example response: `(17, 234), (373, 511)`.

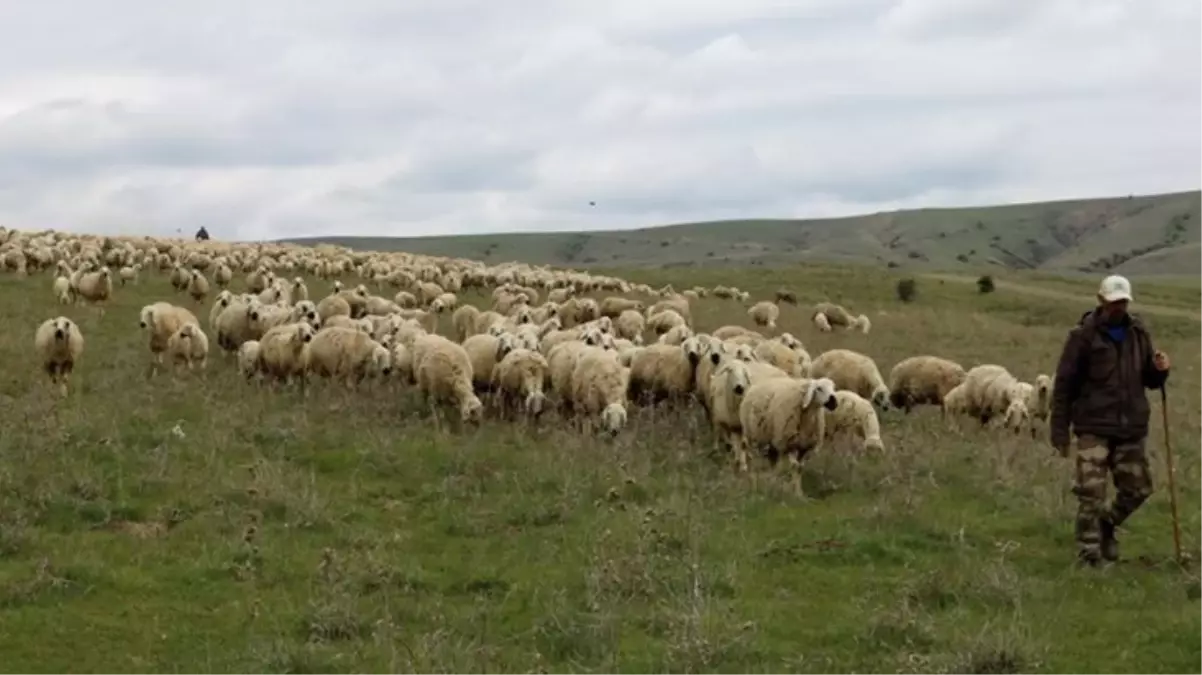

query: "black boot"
(1100, 519), (1119, 562)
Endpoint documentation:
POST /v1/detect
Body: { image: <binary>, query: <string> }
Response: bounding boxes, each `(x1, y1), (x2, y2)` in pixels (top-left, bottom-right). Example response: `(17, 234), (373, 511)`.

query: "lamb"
(258, 322), (316, 388)
(52, 276), (73, 305)
(824, 390), (884, 451)
(737, 376), (839, 496)
(708, 358), (756, 454)
(747, 301), (780, 330)
(237, 340), (262, 381)
(289, 300), (321, 329)
(462, 332), (518, 392)
(214, 297), (261, 352)
(34, 316), (84, 396)
(812, 302), (869, 334)
(569, 346), (630, 436)
(140, 302), (201, 369)
(165, 323), (210, 372)
(414, 337), (484, 424)
(809, 348), (890, 410)
(887, 356), (967, 413)
(305, 326), (393, 387)
(118, 264), (140, 286)
(187, 270), (210, 304)
(1001, 374), (1053, 437)
(491, 348), (550, 420)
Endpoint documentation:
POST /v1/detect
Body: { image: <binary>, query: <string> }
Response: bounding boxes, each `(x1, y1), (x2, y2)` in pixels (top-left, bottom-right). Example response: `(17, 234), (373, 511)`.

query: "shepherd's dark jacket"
(1050, 308), (1169, 448)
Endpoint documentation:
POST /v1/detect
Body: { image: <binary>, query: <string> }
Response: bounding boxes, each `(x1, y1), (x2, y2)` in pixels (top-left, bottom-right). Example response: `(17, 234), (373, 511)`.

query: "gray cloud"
(0, 0), (1196, 241)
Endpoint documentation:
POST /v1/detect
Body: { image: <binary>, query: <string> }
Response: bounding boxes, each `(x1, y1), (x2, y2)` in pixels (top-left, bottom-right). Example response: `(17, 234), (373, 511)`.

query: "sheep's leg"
(787, 452), (806, 500)
(734, 437), (751, 473)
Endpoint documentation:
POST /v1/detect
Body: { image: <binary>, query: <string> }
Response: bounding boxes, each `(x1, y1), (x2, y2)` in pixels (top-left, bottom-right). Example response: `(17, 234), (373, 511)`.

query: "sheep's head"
(804, 377), (839, 411)
(722, 360), (752, 397)
(595, 316), (613, 334)
(1003, 400), (1030, 433)
(733, 344), (756, 363)
(512, 307), (533, 325)
(871, 386), (891, 411)
(52, 317), (72, 341)
(813, 313), (832, 332)
(601, 402), (627, 437)
(139, 305), (154, 329)
(707, 340), (727, 365)
(681, 336), (705, 367)
(461, 395), (484, 424)
(524, 391), (547, 418)
(295, 323), (316, 344)
(333, 280), (344, 293)
(487, 323), (507, 337)
(494, 333), (517, 361)
(430, 298), (445, 313)
(777, 332), (803, 351)
(372, 345), (392, 376)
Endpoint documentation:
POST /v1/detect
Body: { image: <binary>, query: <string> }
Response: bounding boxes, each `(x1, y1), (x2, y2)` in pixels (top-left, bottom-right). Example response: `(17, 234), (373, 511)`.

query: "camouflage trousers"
(1073, 434), (1154, 560)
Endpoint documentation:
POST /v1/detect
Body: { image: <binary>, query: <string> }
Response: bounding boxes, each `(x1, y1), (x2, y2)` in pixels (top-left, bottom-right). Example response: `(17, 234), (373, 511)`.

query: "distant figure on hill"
(1050, 274), (1170, 567)
(195, 227), (210, 241)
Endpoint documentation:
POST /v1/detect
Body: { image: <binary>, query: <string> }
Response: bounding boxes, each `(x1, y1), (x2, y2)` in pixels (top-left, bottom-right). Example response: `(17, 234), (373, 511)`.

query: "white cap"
(1098, 275), (1133, 303)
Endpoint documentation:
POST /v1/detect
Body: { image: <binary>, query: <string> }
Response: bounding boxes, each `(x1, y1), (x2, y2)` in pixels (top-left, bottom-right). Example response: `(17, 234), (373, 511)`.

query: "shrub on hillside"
(977, 275), (996, 294)
(896, 278), (917, 303)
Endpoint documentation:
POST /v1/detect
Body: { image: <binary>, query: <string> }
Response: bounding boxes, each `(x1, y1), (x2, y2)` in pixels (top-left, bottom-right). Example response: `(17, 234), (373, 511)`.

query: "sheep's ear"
(800, 380), (817, 408)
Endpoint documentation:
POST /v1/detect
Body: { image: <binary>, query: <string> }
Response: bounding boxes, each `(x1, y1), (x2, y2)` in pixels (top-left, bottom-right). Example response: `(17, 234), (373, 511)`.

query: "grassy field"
(0, 262), (1199, 673)
(284, 189), (1202, 276)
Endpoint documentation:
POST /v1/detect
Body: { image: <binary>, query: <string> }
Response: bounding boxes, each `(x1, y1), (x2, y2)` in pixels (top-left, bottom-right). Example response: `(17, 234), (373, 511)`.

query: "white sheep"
(627, 338), (705, 406)
(737, 376), (839, 497)
(569, 346), (630, 436)
(237, 340), (262, 381)
(462, 332), (518, 392)
(258, 322), (316, 388)
(752, 338), (811, 378)
(75, 267), (114, 313)
(34, 316), (84, 397)
(747, 301), (780, 330)
(942, 364), (1022, 428)
(52, 276), (73, 305)
(809, 348), (890, 410)
(305, 326), (393, 387)
(165, 323), (210, 372)
(414, 337), (484, 424)
(824, 390), (884, 451)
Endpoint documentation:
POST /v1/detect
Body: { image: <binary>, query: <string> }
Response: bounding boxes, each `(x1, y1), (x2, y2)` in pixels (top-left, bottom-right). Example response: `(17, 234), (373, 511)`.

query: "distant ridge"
(283, 189), (1201, 275)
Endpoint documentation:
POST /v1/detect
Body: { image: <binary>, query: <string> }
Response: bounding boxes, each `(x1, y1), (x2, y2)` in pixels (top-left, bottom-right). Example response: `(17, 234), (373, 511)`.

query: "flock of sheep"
(7, 227), (1053, 497)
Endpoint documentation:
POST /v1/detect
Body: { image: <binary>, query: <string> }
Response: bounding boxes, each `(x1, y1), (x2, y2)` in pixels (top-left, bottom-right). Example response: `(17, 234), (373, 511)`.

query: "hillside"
(284, 190), (1201, 274)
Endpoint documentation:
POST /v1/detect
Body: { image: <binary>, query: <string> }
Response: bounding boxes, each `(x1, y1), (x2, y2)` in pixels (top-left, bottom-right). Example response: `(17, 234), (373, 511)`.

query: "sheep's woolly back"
(141, 302), (201, 354)
(493, 348), (550, 416)
(571, 348), (628, 415)
(747, 301), (779, 328)
(752, 339), (811, 378)
(825, 390), (884, 451)
(258, 322), (315, 379)
(238, 340), (262, 379)
(628, 341), (696, 403)
(888, 355), (966, 409)
(712, 325), (762, 341)
(813, 302), (854, 327)
(810, 348), (890, 409)
(306, 326), (388, 379)
(462, 333), (517, 389)
(952, 364), (1019, 420)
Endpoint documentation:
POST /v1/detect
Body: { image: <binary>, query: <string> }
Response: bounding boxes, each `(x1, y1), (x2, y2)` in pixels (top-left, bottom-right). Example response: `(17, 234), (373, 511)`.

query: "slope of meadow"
(285, 190), (1201, 275)
(0, 261), (1199, 673)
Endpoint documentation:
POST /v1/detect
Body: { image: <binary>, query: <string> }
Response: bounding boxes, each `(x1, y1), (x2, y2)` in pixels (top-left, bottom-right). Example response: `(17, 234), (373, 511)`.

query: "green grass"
(283, 190), (1202, 275)
(0, 262), (1199, 673)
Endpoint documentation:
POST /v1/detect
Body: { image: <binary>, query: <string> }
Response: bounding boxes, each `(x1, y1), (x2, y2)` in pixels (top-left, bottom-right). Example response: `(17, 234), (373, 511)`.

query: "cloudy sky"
(0, 0), (1198, 241)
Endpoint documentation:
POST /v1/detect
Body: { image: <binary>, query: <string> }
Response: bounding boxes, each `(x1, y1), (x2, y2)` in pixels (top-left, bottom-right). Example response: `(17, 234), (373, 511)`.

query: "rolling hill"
(283, 190), (1201, 275)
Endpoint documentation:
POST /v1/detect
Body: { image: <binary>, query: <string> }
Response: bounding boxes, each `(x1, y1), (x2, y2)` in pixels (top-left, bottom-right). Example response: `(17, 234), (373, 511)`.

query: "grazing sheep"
(712, 325), (763, 341)
(258, 322), (316, 387)
(824, 390), (884, 451)
(614, 309), (646, 343)
(414, 337), (483, 424)
(775, 289), (797, 305)
(547, 340), (595, 402)
(291, 277), (309, 303)
(237, 340), (262, 381)
(813, 312), (832, 332)
(395, 290), (419, 309)
(747, 301), (780, 330)
(305, 326), (393, 387)
(942, 364), (1021, 426)
(119, 264), (140, 286)
(140, 302), (201, 368)
(753, 338), (812, 378)
(737, 376), (839, 496)
(569, 347), (630, 436)
(34, 316), (84, 396)
(657, 323), (694, 346)
(810, 348), (890, 410)
(599, 297), (644, 319)
(166, 323), (210, 372)
(887, 355), (967, 413)
(316, 293), (352, 323)
(646, 309), (687, 336)
(647, 297), (691, 326)
(491, 348), (550, 420)
(214, 298), (260, 352)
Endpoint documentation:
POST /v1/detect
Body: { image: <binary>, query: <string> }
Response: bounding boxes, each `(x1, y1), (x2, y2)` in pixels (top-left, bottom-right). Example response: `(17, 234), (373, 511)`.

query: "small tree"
(896, 278), (917, 303)
(977, 275), (995, 294)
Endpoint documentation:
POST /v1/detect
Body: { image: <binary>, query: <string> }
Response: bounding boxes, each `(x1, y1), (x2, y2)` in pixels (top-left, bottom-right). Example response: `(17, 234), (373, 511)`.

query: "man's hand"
(1153, 350), (1170, 371)
(1051, 434), (1070, 458)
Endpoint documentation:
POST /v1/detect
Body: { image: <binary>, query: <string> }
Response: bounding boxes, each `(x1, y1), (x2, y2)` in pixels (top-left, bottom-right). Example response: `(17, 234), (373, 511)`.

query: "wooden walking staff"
(1159, 386), (1186, 565)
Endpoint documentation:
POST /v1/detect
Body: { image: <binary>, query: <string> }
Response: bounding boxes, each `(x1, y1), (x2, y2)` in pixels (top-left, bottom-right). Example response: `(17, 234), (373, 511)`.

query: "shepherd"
(1050, 274), (1171, 567)
(195, 226), (210, 241)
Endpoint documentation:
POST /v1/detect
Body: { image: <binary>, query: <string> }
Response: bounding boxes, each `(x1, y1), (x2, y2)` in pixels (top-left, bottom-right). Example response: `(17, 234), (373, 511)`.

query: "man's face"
(1101, 299), (1129, 320)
